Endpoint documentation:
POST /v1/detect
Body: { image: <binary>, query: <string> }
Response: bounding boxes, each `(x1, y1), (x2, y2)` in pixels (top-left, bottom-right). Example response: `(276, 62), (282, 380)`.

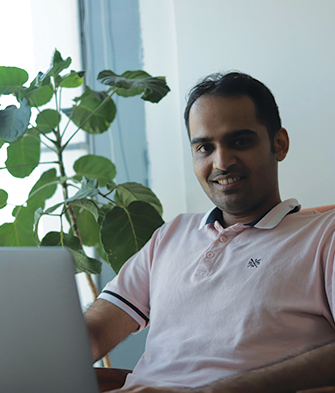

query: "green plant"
(0, 50), (169, 298)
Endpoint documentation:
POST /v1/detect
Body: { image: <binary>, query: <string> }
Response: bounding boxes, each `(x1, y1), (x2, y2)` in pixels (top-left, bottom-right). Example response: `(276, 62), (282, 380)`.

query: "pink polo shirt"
(99, 199), (335, 388)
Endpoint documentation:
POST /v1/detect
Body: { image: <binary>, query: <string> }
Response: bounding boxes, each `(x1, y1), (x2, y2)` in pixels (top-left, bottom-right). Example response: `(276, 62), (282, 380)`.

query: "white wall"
(139, 0), (187, 221)
(140, 0), (335, 216)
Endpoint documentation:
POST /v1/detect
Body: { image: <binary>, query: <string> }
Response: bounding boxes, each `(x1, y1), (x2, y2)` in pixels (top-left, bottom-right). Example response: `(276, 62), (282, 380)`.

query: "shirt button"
(206, 251), (215, 259)
(219, 236), (227, 243)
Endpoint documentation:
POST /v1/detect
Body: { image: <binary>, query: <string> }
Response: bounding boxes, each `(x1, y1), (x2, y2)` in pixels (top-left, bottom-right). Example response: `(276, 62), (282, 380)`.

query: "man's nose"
(213, 147), (237, 171)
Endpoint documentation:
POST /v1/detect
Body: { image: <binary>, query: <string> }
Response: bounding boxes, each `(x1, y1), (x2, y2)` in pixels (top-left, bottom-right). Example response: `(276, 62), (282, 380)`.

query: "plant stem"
(98, 191), (116, 204)
(54, 83), (114, 369)
(85, 273), (99, 299)
(29, 123), (56, 144)
(38, 137), (57, 152)
(61, 116), (73, 139)
(56, 137), (100, 300)
(53, 86), (102, 302)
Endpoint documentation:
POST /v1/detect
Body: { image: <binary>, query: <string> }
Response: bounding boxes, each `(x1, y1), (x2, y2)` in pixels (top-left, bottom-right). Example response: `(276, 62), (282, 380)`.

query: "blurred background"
(1, 0), (335, 369)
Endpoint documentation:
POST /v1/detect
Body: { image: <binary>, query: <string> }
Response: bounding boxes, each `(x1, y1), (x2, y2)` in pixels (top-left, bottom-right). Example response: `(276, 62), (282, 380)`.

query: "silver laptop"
(0, 247), (100, 393)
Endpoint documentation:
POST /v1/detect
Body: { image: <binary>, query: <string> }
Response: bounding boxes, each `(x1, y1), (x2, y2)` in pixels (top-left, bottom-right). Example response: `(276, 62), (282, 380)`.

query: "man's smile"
(217, 176), (241, 185)
(210, 175), (245, 192)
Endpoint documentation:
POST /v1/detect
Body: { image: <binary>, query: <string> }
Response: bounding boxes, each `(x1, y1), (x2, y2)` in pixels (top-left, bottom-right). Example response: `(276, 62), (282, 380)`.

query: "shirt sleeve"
(98, 227), (160, 332)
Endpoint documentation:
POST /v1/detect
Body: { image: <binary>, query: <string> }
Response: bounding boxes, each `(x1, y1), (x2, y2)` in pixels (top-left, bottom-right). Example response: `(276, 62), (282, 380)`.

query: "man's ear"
(274, 128), (289, 162)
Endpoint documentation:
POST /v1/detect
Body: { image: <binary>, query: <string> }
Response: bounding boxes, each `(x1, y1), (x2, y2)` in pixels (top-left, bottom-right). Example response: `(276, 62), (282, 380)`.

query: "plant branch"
(32, 133), (57, 154)
(39, 136), (57, 152)
(56, 141), (100, 301)
(38, 137), (57, 152)
(98, 191), (116, 204)
(29, 123), (56, 145)
(29, 121), (55, 143)
(61, 116), (73, 139)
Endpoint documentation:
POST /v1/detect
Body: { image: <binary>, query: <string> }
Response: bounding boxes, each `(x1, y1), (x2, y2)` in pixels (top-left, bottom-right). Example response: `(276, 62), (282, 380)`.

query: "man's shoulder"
(295, 207), (335, 223)
(283, 206), (335, 235)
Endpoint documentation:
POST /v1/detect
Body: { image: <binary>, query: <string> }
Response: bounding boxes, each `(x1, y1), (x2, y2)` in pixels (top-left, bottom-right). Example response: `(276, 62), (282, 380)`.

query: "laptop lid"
(0, 247), (100, 393)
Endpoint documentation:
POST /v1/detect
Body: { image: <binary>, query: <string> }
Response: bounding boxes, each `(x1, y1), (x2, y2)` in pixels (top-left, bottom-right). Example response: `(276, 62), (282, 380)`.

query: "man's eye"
(197, 145), (213, 154)
(233, 139), (252, 147)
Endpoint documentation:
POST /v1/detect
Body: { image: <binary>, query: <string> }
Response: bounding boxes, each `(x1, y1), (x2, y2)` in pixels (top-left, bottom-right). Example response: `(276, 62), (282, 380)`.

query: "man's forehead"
(191, 93), (257, 112)
(188, 94), (263, 137)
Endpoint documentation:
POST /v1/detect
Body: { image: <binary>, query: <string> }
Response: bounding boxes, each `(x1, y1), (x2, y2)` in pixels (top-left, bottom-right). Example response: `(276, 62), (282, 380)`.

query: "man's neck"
(220, 199), (282, 228)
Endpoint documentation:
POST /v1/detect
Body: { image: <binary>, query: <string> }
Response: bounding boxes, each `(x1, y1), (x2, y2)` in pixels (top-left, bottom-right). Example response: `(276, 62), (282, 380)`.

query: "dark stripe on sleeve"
(102, 290), (149, 326)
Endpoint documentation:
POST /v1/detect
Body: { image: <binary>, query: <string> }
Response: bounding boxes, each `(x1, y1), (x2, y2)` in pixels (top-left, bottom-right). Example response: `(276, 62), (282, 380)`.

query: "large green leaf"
(57, 70), (85, 88)
(98, 70), (170, 103)
(40, 231), (102, 274)
(0, 189), (8, 209)
(73, 154), (116, 187)
(115, 182), (163, 215)
(5, 134), (40, 178)
(27, 168), (58, 210)
(0, 98), (31, 142)
(66, 206), (101, 247)
(68, 86), (116, 134)
(101, 201), (164, 273)
(0, 206), (35, 246)
(0, 66), (28, 95)
(36, 109), (60, 134)
(20, 83), (53, 107)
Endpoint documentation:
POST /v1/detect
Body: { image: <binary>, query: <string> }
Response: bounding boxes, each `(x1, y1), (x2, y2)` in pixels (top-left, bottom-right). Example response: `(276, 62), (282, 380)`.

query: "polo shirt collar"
(199, 198), (301, 230)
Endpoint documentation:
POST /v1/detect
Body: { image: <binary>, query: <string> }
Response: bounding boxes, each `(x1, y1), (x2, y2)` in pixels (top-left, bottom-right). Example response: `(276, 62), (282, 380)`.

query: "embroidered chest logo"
(247, 258), (261, 268)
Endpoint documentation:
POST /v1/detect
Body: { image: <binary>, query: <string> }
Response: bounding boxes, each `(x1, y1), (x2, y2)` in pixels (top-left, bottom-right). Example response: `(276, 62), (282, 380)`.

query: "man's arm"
(198, 340), (335, 393)
(84, 298), (139, 362)
(112, 341), (335, 393)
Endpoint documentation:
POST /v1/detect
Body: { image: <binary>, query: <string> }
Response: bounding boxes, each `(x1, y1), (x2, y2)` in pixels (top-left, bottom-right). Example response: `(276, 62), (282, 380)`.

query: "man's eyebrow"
(190, 130), (258, 145)
(190, 137), (213, 146)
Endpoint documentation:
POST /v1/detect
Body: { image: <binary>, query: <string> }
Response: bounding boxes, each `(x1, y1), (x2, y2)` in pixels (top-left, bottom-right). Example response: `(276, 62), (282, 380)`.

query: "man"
(85, 72), (335, 392)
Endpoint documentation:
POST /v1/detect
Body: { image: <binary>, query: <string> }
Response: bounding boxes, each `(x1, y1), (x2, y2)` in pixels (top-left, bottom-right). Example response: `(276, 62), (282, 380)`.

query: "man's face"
(189, 94), (286, 223)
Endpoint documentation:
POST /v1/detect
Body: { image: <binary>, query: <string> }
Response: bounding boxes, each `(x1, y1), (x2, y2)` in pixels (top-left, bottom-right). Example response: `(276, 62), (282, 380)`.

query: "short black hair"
(184, 72), (282, 150)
